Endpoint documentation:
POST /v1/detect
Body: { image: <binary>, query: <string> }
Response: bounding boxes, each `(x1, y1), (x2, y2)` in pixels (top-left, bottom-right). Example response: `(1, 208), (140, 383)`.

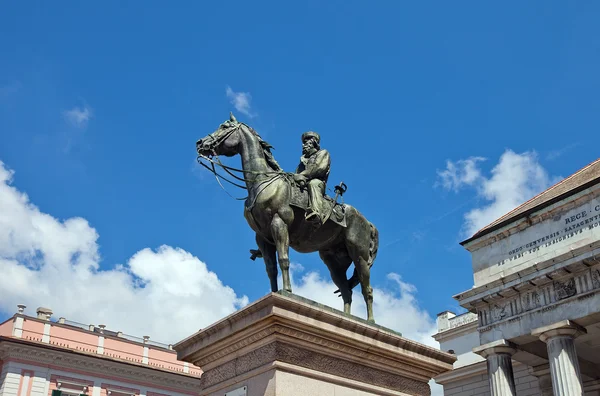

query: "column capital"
(473, 339), (518, 358)
(531, 320), (587, 343)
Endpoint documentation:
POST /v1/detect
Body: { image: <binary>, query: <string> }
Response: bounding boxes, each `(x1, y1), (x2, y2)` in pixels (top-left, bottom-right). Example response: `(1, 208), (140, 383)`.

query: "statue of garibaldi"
(292, 131), (331, 224)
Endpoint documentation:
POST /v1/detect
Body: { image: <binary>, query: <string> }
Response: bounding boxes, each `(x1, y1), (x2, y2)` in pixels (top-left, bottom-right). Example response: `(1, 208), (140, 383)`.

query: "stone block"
(174, 291), (456, 396)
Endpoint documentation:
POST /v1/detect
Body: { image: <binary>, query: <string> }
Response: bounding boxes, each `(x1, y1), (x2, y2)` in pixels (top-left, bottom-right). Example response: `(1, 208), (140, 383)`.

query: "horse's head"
(196, 113), (242, 158)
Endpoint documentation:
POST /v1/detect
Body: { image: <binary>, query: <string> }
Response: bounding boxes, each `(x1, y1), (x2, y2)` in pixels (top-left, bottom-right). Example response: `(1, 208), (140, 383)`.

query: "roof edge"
(459, 175), (600, 246)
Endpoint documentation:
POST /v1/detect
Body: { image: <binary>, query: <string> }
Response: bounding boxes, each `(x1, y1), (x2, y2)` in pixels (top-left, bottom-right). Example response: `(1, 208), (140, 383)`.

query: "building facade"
(0, 306), (201, 396)
(434, 159), (600, 395)
(433, 311), (547, 395)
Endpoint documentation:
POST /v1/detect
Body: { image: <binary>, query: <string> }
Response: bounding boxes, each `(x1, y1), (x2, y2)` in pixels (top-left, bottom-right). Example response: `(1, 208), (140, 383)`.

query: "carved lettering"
(565, 210), (588, 224)
(492, 199), (600, 266)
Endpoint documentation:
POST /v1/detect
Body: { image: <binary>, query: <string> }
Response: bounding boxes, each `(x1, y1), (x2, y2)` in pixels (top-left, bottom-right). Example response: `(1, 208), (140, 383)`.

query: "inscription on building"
(498, 205), (600, 266)
(471, 192), (600, 287)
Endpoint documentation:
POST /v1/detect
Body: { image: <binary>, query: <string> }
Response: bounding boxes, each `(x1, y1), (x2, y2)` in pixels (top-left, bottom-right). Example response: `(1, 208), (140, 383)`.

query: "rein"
(197, 154), (290, 203)
(196, 123), (289, 200)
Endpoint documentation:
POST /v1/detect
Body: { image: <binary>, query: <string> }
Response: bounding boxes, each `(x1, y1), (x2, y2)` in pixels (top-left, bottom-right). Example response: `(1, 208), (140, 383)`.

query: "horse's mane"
(243, 124), (284, 172)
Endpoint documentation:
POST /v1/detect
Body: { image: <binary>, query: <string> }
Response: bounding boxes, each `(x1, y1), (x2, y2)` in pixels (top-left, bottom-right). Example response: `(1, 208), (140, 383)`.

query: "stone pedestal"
(174, 291), (455, 396)
(532, 320), (587, 396)
(473, 340), (517, 396)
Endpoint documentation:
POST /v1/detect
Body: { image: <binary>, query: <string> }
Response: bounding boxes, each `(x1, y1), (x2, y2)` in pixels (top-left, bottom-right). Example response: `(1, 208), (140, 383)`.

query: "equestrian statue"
(196, 113), (379, 322)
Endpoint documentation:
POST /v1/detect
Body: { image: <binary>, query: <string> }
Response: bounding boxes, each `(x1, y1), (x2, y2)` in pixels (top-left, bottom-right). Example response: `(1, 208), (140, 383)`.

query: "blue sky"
(1, 1), (600, 354)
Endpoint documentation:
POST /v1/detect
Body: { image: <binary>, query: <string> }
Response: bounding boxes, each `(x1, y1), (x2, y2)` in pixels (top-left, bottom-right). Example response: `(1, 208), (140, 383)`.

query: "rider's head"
(301, 131), (320, 155)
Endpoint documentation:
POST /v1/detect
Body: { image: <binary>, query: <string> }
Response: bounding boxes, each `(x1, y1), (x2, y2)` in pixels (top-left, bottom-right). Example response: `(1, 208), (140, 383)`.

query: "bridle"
(196, 122), (289, 200)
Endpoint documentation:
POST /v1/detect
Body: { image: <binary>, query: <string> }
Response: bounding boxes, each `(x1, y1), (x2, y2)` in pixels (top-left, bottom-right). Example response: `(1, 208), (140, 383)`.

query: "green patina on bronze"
(196, 114), (379, 322)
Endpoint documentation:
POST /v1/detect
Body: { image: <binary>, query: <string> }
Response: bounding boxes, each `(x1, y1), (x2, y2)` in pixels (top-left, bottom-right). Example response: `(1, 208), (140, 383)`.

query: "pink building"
(0, 305), (201, 396)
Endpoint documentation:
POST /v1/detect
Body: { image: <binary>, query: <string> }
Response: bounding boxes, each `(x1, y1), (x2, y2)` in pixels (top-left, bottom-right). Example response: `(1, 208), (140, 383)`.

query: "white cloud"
(287, 267), (443, 394)
(225, 86), (255, 118)
(436, 156), (485, 192)
(546, 142), (579, 161)
(64, 106), (92, 128)
(0, 160), (248, 343)
(288, 269), (438, 347)
(0, 159), (444, 393)
(437, 150), (555, 237)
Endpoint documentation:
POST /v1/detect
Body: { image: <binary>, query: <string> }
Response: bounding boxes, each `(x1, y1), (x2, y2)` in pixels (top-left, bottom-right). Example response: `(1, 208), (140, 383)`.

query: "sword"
(333, 182), (347, 203)
(322, 181), (347, 224)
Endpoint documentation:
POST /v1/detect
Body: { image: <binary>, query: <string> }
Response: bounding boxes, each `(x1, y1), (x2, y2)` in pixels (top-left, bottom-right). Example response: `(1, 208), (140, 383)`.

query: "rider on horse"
(293, 131), (331, 225)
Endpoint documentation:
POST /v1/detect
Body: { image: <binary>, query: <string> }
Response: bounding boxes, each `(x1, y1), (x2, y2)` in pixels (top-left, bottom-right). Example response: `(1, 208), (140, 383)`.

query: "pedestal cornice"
(174, 292), (456, 395)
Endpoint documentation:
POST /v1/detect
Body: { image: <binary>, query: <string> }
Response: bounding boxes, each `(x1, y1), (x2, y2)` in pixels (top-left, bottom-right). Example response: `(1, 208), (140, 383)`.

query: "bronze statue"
(196, 114), (379, 322)
(294, 131), (330, 225)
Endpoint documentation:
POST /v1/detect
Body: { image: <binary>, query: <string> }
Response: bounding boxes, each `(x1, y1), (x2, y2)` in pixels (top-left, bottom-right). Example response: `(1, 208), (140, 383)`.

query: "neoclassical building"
(0, 305), (201, 396)
(434, 159), (600, 395)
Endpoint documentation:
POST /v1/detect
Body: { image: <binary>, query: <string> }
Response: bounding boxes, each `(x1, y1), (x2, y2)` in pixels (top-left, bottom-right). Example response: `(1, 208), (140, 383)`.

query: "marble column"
(532, 320), (587, 396)
(473, 339), (517, 396)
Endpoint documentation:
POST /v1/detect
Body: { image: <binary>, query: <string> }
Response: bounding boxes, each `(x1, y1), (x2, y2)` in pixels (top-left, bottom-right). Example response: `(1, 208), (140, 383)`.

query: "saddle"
(289, 183), (347, 227)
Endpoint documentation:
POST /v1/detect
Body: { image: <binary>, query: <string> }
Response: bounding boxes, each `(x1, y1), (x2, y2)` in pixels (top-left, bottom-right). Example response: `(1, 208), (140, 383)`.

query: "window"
(52, 390), (86, 396)
(53, 381), (89, 396)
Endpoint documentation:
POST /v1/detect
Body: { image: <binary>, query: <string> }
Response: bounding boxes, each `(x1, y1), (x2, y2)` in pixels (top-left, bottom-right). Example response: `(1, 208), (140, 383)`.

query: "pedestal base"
(174, 291), (455, 396)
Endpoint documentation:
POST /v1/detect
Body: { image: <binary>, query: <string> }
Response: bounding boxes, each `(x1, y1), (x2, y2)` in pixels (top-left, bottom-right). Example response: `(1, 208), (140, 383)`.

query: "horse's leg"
(271, 213), (292, 292)
(320, 250), (353, 314)
(256, 234), (278, 292)
(344, 211), (377, 323)
(356, 256), (374, 323)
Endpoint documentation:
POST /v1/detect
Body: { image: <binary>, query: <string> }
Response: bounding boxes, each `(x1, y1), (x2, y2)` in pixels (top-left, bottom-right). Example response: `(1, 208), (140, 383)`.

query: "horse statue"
(196, 114), (379, 322)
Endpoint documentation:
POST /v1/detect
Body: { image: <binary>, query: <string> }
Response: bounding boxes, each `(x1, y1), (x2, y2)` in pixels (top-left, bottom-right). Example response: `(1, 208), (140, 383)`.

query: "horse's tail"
(348, 222), (379, 290)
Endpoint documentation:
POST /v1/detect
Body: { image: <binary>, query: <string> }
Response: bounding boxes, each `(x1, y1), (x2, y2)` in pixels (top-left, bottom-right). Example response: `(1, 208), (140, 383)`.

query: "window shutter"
(52, 390), (62, 396)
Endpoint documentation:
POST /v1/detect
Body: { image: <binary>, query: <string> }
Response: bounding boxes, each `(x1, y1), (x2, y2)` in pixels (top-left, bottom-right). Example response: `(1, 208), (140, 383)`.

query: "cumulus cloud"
(437, 150), (555, 237)
(64, 106), (92, 128)
(0, 159), (444, 393)
(225, 86), (255, 118)
(0, 160), (248, 343)
(436, 156), (485, 192)
(287, 266), (438, 348)
(287, 267), (442, 394)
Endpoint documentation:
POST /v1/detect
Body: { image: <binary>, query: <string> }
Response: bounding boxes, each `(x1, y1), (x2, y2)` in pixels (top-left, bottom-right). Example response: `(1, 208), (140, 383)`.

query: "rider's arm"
(300, 150), (330, 180)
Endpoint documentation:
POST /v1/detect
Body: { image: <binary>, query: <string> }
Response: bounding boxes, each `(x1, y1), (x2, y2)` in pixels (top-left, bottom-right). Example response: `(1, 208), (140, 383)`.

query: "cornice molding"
(433, 321), (478, 342)
(176, 291), (452, 365)
(434, 360), (527, 385)
(433, 361), (486, 385)
(0, 339), (200, 392)
(189, 321), (450, 382)
(461, 182), (600, 248)
(474, 264), (600, 332)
